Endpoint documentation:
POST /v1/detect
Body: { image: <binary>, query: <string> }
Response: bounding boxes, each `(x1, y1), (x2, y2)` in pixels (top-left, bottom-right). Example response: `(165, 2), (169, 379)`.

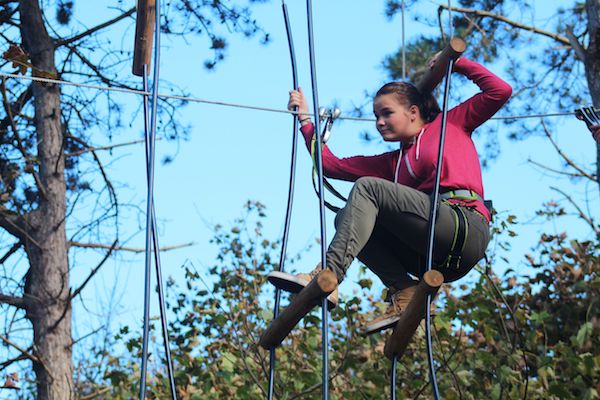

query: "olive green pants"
(326, 177), (490, 288)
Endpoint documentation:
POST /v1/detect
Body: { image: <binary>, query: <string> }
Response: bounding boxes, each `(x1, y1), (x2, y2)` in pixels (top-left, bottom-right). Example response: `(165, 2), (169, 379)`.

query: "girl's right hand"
(288, 87), (311, 125)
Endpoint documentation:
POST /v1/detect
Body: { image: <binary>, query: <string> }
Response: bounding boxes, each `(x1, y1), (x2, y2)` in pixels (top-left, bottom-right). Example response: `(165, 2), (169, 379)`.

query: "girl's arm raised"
(450, 57), (512, 132)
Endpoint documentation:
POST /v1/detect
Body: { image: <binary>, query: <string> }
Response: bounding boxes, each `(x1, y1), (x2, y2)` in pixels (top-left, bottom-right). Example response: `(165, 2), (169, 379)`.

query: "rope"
(267, 2), (299, 398)
(0, 72), (578, 122)
(305, 1), (330, 398)
(422, 58), (456, 400)
(401, 0), (406, 81)
(138, 1), (177, 399)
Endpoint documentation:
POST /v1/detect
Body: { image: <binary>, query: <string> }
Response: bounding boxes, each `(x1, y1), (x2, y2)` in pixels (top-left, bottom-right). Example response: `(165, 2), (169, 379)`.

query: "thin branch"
(79, 387), (111, 400)
(0, 207), (42, 249)
(0, 334), (39, 363)
(0, 241), (22, 264)
(55, 7), (136, 47)
(438, 4), (572, 47)
(65, 138), (148, 157)
(527, 158), (592, 179)
(541, 120), (597, 182)
(68, 240), (194, 253)
(70, 239), (117, 301)
(550, 186), (598, 235)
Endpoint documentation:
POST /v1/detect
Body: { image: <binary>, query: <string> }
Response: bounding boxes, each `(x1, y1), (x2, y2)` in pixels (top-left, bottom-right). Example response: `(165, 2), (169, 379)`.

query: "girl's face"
(373, 93), (421, 142)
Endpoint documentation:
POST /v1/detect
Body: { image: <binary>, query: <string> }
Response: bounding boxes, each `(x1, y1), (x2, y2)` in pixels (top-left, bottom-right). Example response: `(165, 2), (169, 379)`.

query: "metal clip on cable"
(319, 107), (342, 143)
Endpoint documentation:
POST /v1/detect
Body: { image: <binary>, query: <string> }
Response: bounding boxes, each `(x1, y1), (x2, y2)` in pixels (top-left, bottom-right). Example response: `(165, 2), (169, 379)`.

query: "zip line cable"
(0, 72), (579, 122)
(306, 0), (330, 398)
(267, 2), (299, 399)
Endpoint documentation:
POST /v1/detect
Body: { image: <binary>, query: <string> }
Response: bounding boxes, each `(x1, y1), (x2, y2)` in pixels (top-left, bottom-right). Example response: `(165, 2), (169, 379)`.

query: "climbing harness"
(442, 202), (468, 270)
(266, 1), (299, 399)
(133, 1), (177, 399)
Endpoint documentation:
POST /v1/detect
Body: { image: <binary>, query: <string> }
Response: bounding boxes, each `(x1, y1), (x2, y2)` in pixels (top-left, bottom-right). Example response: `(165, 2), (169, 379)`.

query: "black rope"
(422, 58), (456, 400)
(139, 1), (177, 398)
(306, 0), (330, 398)
(267, 1), (299, 398)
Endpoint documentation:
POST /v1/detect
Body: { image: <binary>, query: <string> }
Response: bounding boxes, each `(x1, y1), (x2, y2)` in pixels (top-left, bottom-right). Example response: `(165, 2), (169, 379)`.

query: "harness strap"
(443, 202), (468, 270)
(310, 135), (347, 212)
(439, 189), (483, 203)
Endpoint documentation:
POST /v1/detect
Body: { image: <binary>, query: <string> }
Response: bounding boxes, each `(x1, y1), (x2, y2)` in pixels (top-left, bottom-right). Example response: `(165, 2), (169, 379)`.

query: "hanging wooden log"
(259, 269), (337, 350)
(416, 37), (466, 93)
(383, 270), (444, 360)
(132, 0), (156, 77)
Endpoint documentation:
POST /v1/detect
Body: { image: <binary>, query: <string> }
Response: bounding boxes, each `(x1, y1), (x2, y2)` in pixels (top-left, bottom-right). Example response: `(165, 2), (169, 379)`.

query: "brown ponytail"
(375, 82), (441, 123)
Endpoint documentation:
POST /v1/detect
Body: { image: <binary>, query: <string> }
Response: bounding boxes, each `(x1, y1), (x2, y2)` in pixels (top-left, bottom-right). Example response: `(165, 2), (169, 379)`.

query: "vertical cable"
(401, 0), (406, 81)
(139, 0), (179, 398)
(390, 355), (397, 400)
(305, 1), (329, 398)
(448, 0), (453, 38)
(267, 1), (299, 398)
(140, 68), (177, 400)
(423, 58), (454, 400)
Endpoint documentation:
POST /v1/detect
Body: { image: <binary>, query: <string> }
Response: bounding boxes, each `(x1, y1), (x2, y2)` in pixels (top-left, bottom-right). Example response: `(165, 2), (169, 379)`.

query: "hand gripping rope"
(266, 2), (299, 399)
(132, 0), (177, 398)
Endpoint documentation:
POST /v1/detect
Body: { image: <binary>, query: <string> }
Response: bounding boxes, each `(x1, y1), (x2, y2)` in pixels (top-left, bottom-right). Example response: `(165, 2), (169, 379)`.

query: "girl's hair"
(375, 82), (441, 123)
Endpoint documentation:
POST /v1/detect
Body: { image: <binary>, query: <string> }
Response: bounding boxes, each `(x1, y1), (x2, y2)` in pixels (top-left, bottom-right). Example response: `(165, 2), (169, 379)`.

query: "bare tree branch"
(0, 334), (39, 363)
(0, 240), (22, 264)
(438, 4), (573, 47)
(65, 138), (148, 157)
(541, 120), (598, 182)
(70, 239), (117, 301)
(550, 186), (599, 235)
(565, 28), (586, 61)
(0, 293), (25, 308)
(68, 240), (194, 253)
(55, 8), (136, 47)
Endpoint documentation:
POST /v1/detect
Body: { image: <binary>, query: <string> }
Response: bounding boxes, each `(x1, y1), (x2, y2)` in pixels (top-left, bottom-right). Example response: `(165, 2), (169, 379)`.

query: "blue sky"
(49, 1), (598, 345)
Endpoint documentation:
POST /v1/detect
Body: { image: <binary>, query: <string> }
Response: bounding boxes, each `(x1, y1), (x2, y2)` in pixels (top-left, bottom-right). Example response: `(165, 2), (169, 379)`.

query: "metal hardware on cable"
(306, 0), (330, 398)
(319, 106), (341, 143)
(267, 1), (299, 398)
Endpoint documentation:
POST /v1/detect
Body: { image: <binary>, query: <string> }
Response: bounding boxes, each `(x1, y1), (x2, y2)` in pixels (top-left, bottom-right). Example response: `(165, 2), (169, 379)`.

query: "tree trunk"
(20, 0), (73, 398)
(585, 0), (600, 193)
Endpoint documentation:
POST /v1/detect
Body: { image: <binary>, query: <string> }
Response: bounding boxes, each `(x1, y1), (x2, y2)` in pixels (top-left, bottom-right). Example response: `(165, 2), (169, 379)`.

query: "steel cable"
(266, 1), (300, 398)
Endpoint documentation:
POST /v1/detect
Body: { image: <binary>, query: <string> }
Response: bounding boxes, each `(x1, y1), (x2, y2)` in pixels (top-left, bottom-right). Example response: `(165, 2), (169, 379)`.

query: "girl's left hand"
(590, 124), (600, 143)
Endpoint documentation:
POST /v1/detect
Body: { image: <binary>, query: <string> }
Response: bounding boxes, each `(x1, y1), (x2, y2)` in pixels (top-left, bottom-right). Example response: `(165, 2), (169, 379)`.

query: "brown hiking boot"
(268, 263), (338, 309)
(364, 282), (436, 335)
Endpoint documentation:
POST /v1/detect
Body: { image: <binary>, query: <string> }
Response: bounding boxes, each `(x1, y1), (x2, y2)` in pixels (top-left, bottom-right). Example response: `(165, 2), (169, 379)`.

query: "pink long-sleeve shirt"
(301, 58), (512, 222)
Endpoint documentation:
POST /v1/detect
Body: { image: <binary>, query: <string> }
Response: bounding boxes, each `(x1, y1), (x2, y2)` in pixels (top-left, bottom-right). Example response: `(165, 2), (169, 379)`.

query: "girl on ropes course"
(269, 55), (512, 335)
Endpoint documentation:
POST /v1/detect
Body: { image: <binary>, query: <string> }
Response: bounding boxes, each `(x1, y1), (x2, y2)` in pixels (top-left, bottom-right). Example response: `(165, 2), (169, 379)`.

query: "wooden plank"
(259, 269), (337, 350)
(132, 0), (156, 77)
(383, 270), (444, 360)
(416, 37), (466, 93)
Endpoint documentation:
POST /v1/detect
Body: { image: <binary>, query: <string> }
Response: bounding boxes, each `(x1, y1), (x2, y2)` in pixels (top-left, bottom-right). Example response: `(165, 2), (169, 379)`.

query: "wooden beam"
(416, 37), (466, 93)
(384, 270), (444, 360)
(132, 0), (156, 77)
(259, 269), (337, 350)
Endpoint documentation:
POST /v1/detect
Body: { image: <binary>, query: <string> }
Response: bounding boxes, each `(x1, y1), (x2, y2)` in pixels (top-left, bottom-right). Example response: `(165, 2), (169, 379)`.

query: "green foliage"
(83, 203), (599, 399)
